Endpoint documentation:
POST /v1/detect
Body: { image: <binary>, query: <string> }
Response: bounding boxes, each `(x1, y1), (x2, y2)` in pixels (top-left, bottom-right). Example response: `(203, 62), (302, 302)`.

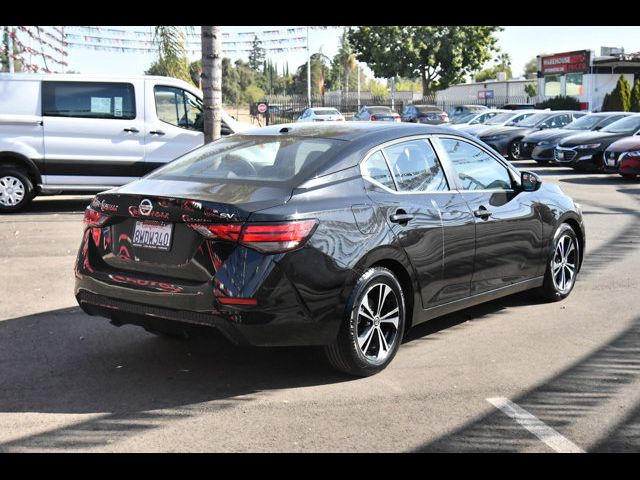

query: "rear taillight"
(83, 208), (110, 228)
(187, 219), (318, 253)
(370, 115), (379, 121)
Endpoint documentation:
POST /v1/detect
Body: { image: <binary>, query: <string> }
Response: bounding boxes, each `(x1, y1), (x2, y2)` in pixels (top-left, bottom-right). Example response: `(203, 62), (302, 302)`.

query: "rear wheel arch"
(0, 152), (42, 187)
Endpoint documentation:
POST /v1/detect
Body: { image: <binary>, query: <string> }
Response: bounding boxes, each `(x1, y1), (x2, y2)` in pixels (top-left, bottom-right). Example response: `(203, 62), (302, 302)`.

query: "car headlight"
(574, 143), (601, 150)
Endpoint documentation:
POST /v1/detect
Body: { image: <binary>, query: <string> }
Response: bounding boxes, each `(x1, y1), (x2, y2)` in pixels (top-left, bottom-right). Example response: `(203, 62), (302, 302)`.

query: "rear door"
(435, 135), (542, 295)
(362, 136), (476, 307)
(42, 80), (145, 187)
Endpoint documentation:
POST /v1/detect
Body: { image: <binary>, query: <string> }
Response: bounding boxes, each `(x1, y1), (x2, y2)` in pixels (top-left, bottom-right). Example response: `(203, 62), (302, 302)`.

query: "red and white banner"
(541, 50), (590, 75)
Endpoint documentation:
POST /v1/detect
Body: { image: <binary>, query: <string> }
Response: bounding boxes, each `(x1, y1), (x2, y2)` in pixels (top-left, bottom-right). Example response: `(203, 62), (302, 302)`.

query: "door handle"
(149, 130), (166, 136)
(389, 213), (414, 224)
(474, 207), (492, 219)
(123, 127), (139, 133)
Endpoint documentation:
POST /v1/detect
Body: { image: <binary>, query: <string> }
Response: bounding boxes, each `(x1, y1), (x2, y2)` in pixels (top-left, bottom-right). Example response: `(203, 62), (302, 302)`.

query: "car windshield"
(146, 135), (344, 184)
(451, 113), (477, 124)
(415, 106), (440, 113)
(564, 115), (605, 130)
(517, 113), (553, 127)
(600, 115), (640, 134)
(368, 107), (393, 114)
(485, 112), (517, 125)
(314, 108), (340, 115)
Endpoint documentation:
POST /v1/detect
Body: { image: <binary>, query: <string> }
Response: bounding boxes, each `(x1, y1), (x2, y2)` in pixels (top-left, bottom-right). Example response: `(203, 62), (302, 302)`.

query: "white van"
(0, 73), (253, 212)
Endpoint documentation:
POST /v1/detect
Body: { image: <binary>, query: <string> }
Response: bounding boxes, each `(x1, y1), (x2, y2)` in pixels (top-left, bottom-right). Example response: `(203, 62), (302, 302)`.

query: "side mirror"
(521, 171), (542, 192)
(593, 126), (602, 131)
(539, 124), (548, 130)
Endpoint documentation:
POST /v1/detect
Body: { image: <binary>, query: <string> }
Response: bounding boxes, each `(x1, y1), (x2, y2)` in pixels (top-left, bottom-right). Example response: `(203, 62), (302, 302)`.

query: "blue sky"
(64, 26), (640, 81)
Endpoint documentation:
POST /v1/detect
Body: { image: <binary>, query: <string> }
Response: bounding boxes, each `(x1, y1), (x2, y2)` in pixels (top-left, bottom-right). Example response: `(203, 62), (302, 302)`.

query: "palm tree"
(201, 26), (222, 142)
(152, 26), (191, 83)
(338, 29), (356, 108)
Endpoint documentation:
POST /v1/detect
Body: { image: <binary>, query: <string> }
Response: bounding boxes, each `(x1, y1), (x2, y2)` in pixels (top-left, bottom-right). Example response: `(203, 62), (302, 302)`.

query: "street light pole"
(307, 26), (311, 107)
(7, 26), (15, 73)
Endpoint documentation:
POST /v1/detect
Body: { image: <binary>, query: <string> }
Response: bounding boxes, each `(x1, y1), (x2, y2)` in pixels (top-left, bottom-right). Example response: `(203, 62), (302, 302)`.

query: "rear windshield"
(415, 106), (440, 113)
(146, 135), (344, 183)
(517, 113), (553, 127)
(367, 107), (393, 114)
(451, 113), (476, 124)
(313, 108), (340, 115)
(565, 114), (604, 130)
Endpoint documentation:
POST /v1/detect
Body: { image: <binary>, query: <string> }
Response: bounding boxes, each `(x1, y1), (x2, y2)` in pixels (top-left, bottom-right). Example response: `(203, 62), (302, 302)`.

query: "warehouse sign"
(541, 50), (590, 74)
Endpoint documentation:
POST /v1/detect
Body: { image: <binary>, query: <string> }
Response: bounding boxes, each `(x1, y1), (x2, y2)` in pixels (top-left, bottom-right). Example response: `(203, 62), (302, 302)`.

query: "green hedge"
(535, 96), (582, 110)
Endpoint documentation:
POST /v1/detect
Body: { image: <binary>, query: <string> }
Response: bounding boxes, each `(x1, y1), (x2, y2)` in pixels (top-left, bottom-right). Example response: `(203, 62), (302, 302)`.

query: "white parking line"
(486, 397), (585, 453)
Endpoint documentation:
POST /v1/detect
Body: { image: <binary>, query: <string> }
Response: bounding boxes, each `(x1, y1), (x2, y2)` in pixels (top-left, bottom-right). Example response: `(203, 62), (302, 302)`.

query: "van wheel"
(0, 168), (35, 213)
(324, 267), (405, 377)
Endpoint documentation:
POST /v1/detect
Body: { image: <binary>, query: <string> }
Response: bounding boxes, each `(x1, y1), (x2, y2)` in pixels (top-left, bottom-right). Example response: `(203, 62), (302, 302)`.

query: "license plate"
(557, 152), (565, 160)
(132, 221), (173, 251)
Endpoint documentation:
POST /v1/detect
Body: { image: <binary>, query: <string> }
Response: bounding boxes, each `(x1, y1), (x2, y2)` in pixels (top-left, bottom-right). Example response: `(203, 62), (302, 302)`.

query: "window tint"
(154, 86), (203, 131)
(147, 136), (342, 183)
(42, 81), (135, 119)
(363, 151), (396, 190)
(439, 138), (512, 191)
(383, 139), (448, 192)
(544, 114), (571, 128)
(599, 115), (628, 128)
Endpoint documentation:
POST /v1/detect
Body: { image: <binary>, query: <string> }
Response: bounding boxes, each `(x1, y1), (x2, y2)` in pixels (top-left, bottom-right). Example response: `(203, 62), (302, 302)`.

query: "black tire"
(324, 267), (405, 377)
(537, 223), (580, 302)
(508, 140), (521, 160)
(0, 167), (35, 213)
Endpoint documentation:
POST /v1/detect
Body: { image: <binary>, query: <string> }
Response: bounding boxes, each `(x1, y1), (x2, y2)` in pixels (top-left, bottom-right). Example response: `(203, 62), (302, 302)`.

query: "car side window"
(154, 86), (203, 132)
(42, 81), (136, 120)
(599, 115), (625, 128)
(363, 151), (396, 190)
(439, 137), (513, 191)
(382, 139), (449, 192)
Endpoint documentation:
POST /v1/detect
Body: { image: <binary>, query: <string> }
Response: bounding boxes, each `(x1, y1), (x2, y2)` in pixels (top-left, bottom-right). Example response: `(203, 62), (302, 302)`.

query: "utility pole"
(307, 26), (311, 107)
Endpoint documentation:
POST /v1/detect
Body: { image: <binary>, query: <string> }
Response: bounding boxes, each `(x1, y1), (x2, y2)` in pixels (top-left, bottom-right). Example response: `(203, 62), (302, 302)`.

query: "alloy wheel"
(510, 142), (520, 159)
(0, 176), (26, 207)
(356, 283), (400, 363)
(551, 234), (577, 294)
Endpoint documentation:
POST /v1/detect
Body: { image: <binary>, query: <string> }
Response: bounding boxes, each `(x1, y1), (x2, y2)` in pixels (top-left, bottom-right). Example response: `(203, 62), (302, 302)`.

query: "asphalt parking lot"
(0, 162), (638, 452)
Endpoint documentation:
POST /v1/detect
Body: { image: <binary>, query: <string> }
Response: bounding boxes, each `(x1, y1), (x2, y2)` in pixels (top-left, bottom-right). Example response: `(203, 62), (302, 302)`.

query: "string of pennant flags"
(4, 26), (343, 73)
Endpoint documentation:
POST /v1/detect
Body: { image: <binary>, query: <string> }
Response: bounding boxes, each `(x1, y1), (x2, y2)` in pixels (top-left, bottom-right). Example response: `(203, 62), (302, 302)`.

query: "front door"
(436, 136), (542, 295)
(42, 80), (145, 187)
(143, 82), (205, 170)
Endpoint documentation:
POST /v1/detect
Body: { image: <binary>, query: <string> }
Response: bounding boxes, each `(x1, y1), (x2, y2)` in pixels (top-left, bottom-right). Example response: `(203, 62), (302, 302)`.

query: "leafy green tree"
(607, 75), (632, 111)
(1, 27), (26, 72)
(601, 93), (612, 112)
(536, 95), (581, 110)
(348, 26), (501, 96)
(524, 82), (537, 99)
(248, 36), (265, 72)
(523, 56), (540, 78)
(292, 53), (331, 96)
(631, 79), (640, 112)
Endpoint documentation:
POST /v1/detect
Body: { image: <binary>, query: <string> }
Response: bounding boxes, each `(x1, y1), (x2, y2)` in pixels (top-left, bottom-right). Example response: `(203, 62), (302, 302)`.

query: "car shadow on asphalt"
(0, 306), (348, 450)
(22, 196), (94, 215)
(411, 315), (640, 452)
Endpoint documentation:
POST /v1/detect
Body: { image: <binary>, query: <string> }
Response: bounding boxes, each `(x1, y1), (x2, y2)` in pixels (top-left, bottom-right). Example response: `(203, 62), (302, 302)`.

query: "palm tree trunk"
(201, 26), (222, 143)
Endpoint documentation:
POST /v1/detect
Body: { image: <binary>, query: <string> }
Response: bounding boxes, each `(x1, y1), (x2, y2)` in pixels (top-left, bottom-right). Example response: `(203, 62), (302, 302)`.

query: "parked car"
(449, 109), (507, 129)
(554, 114), (640, 171)
(458, 110), (544, 137)
(296, 107), (345, 122)
(352, 106), (401, 122)
(75, 122), (585, 377)
(447, 104), (488, 120)
(400, 105), (449, 124)
(603, 136), (640, 178)
(501, 103), (536, 110)
(520, 112), (632, 162)
(480, 111), (586, 160)
(0, 73), (253, 212)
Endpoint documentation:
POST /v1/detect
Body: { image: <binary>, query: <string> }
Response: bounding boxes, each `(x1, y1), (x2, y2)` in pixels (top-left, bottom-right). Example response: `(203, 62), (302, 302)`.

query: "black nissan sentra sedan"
(554, 114), (640, 171)
(519, 112), (632, 162)
(75, 123), (585, 376)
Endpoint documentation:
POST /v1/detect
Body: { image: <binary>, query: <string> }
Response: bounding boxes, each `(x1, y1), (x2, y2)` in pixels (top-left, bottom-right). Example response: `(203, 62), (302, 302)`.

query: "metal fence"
(254, 94), (536, 125)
